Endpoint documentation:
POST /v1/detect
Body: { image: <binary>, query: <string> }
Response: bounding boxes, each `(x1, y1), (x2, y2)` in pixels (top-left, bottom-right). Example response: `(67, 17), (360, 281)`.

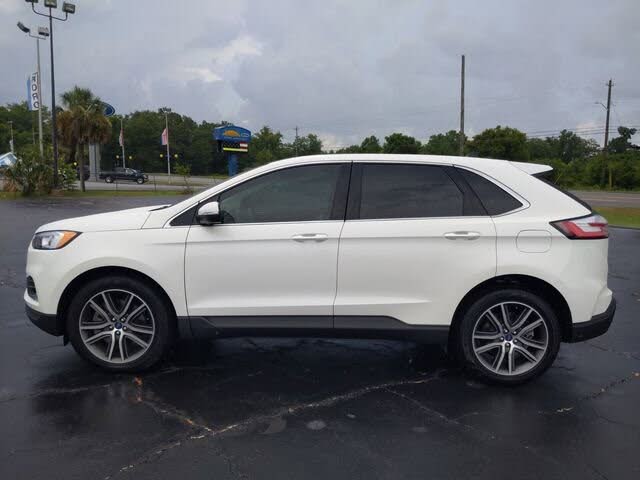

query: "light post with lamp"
(17, 21), (48, 158)
(25, 0), (76, 188)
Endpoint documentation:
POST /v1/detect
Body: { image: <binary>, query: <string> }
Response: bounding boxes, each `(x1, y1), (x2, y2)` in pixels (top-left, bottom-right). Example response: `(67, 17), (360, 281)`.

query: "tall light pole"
(17, 21), (48, 158)
(26, 0), (76, 188)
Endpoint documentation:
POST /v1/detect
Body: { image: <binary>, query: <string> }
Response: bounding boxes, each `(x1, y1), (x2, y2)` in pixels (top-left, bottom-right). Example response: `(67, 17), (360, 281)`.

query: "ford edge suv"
(24, 154), (615, 384)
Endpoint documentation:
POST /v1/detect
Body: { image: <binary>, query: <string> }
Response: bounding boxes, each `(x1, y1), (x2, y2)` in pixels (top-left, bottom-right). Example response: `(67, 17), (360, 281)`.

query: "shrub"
(3, 146), (52, 195)
(58, 162), (77, 191)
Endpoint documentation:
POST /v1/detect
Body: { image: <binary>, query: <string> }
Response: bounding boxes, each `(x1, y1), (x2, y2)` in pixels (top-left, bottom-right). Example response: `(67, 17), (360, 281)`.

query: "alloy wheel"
(79, 289), (155, 364)
(472, 301), (549, 376)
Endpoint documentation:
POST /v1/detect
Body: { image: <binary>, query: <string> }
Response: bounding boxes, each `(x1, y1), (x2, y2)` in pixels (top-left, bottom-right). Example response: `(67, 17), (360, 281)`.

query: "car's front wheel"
(458, 289), (561, 385)
(136, 177), (144, 184)
(66, 276), (172, 371)
(105, 176), (113, 183)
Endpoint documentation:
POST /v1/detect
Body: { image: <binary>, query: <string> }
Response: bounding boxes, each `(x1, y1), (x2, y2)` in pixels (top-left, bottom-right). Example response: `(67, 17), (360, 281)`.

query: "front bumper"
(569, 297), (616, 343)
(26, 304), (64, 336)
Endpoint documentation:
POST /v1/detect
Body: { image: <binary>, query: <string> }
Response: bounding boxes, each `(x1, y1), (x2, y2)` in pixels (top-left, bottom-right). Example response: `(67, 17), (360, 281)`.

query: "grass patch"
(1, 190), (188, 200)
(593, 206), (640, 229)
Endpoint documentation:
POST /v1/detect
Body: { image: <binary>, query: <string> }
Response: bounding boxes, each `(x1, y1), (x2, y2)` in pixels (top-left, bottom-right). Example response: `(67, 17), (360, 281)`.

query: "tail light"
(551, 214), (608, 239)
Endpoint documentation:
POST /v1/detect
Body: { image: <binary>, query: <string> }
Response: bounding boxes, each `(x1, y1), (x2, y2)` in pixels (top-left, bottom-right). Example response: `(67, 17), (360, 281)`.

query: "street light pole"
(27, 0), (76, 188)
(48, 8), (58, 185)
(18, 22), (48, 158)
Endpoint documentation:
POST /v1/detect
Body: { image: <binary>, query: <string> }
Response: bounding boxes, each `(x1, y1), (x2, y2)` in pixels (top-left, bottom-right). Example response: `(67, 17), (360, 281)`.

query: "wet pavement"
(1, 196), (639, 480)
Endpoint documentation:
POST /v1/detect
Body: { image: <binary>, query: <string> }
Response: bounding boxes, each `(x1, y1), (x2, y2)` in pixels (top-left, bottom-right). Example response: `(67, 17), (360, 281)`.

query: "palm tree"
(57, 87), (111, 191)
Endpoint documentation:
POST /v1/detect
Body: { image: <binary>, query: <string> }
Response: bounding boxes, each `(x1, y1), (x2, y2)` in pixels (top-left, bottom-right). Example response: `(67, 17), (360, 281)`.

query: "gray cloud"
(1, 0), (638, 147)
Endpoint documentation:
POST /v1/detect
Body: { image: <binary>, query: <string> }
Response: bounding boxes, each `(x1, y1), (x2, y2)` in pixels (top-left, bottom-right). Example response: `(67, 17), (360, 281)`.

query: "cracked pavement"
(1, 196), (639, 480)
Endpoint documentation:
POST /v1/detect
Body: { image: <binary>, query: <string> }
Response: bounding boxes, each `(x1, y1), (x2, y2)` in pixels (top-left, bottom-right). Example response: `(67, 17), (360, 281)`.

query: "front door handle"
(444, 231), (481, 240)
(292, 233), (329, 242)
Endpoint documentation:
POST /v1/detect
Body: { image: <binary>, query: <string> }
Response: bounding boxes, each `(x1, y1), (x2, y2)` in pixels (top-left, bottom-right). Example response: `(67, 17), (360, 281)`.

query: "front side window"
(357, 164), (464, 219)
(218, 164), (346, 224)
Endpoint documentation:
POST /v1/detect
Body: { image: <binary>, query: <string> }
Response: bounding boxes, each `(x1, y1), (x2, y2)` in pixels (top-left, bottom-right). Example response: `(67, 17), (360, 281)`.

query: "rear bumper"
(569, 297), (616, 343)
(26, 304), (64, 336)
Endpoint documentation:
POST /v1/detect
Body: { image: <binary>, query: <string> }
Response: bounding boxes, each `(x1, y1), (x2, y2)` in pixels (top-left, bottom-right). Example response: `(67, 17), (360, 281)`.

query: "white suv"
(25, 155), (615, 384)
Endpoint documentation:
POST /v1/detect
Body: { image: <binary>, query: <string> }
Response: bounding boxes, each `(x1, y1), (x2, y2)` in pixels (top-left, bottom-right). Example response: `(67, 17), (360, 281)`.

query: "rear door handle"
(291, 233), (328, 242)
(444, 231), (481, 240)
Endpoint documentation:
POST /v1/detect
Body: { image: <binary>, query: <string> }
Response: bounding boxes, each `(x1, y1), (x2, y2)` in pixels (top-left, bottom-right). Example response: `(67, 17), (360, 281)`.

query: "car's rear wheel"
(458, 289), (561, 385)
(105, 176), (113, 183)
(66, 276), (172, 371)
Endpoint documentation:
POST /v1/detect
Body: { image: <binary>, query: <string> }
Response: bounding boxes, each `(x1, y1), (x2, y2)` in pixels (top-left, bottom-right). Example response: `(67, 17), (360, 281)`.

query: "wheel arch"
(449, 274), (573, 346)
(57, 266), (178, 338)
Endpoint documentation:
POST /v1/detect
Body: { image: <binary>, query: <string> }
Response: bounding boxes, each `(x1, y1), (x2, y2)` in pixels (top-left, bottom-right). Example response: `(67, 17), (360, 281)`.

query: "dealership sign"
(213, 125), (251, 153)
(27, 72), (39, 111)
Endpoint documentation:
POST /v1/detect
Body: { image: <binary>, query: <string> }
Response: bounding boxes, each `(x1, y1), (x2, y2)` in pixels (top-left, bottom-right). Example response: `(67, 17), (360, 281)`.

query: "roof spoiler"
(509, 161), (553, 178)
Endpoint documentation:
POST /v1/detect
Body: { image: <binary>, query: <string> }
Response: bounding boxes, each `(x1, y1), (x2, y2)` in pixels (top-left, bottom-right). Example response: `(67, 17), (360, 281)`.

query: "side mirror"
(196, 201), (221, 226)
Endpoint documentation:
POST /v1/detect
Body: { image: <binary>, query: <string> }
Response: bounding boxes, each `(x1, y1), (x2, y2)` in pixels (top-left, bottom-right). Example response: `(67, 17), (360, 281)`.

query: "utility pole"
(603, 79), (613, 152)
(459, 54), (465, 156)
(604, 79), (613, 188)
(294, 126), (299, 156)
(120, 117), (126, 169)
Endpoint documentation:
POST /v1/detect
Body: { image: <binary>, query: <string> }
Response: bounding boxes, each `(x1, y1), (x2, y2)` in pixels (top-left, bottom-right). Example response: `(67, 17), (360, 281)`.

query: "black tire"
(458, 289), (561, 385)
(105, 176), (113, 183)
(136, 177), (144, 184)
(66, 275), (173, 372)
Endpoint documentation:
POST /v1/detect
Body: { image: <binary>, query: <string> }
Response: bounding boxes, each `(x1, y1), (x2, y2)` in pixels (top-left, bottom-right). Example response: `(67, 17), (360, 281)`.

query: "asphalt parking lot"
(1, 196), (639, 480)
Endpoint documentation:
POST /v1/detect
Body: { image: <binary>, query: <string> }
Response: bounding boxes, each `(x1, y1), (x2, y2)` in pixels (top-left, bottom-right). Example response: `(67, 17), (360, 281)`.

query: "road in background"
(0, 197), (639, 480)
(571, 190), (640, 208)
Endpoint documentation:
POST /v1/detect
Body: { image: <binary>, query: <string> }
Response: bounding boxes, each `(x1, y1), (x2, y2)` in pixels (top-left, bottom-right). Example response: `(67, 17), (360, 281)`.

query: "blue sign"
(213, 125), (251, 143)
(103, 103), (116, 117)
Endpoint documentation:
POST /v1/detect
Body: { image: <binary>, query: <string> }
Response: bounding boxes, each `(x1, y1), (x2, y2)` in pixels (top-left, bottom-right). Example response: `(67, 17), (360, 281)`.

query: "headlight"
(32, 231), (80, 250)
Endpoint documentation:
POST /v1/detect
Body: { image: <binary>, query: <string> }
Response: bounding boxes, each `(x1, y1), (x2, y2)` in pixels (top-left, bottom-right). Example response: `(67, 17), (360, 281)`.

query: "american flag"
(119, 127), (124, 147)
(161, 128), (168, 146)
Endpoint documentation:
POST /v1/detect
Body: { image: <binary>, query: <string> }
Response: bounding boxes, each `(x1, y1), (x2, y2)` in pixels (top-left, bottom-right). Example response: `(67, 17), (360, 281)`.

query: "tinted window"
(218, 164), (345, 224)
(457, 168), (523, 215)
(358, 164), (464, 219)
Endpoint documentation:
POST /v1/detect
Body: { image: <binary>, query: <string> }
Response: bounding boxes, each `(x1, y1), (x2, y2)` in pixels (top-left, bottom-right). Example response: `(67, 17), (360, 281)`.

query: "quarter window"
(457, 168), (523, 215)
(357, 164), (464, 219)
(218, 164), (346, 224)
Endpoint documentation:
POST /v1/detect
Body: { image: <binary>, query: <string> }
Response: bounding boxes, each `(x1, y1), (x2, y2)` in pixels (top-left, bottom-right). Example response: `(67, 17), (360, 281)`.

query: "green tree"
(422, 130), (465, 156)
(336, 145), (362, 154)
(287, 133), (323, 157)
(57, 86), (111, 191)
(469, 126), (529, 161)
(383, 133), (421, 154)
(250, 126), (284, 166)
(546, 129), (599, 163)
(526, 137), (554, 160)
(0, 102), (52, 154)
(607, 126), (638, 154)
(360, 135), (382, 153)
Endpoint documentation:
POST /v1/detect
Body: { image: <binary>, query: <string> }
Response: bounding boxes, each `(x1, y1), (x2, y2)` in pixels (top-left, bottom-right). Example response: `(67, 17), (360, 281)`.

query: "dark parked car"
(99, 167), (148, 184)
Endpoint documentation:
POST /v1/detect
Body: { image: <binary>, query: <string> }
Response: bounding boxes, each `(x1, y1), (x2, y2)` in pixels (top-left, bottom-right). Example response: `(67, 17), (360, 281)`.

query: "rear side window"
(357, 164), (464, 219)
(457, 168), (523, 215)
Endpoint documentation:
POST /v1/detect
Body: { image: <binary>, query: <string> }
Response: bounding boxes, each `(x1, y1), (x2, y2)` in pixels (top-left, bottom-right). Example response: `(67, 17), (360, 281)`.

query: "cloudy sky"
(1, 0), (638, 147)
